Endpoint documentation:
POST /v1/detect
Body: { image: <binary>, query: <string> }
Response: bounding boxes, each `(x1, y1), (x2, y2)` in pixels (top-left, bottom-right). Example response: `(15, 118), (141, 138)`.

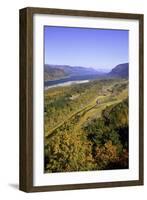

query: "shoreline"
(44, 80), (90, 90)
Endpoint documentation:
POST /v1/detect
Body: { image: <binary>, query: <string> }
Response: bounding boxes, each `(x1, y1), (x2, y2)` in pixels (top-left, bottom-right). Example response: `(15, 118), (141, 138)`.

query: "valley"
(44, 78), (128, 172)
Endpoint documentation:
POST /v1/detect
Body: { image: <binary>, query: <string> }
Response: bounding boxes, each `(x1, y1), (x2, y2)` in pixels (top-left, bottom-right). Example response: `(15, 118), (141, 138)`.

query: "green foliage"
(84, 98), (128, 170)
(45, 129), (96, 172)
(44, 79), (129, 172)
(102, 98), (128, 128)
(44, 79), (111, 134)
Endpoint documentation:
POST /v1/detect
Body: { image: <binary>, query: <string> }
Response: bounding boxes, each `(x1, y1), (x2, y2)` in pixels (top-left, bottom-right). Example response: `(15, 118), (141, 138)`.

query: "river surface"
(45, 80), (90, 89)
(44, 74), (102, 89)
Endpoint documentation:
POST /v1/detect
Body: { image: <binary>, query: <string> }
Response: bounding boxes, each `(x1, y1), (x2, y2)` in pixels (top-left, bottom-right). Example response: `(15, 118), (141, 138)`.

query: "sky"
(44, 26), (128, 71)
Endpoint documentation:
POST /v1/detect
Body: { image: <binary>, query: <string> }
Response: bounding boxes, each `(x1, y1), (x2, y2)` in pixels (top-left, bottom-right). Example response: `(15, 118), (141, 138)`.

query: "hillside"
(44, 64), (103, 81)
(44, 79), (128, 172)
(44, 63), (129, 81)
(108, 63), (129, 78)
(44, 65), (67, 81)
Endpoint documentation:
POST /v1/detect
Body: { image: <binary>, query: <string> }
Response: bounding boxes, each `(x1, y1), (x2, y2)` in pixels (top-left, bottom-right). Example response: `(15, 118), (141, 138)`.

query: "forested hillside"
(44, 79), (128, 172)
(108, 63), (129, 78)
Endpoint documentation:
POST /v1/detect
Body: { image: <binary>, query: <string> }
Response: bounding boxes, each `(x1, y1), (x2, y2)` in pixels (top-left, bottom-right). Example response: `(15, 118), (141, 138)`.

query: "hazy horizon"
(45, 62), (129, 72)
(44, 26), (129, 71)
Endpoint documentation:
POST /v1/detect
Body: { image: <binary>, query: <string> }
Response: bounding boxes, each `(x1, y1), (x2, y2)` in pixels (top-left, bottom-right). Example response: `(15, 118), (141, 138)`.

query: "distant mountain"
(44, 64), (104, 81)
(108, 63), (129, 78)
(44, 63), (129, 81)
(44, 65), (67, 81)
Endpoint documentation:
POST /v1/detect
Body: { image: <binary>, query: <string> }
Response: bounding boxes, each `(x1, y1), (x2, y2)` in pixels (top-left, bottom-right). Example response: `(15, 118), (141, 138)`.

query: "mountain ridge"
(44, 63), (129, 81)
(44, 64), (104, 81)
(108, 63), (129, 78)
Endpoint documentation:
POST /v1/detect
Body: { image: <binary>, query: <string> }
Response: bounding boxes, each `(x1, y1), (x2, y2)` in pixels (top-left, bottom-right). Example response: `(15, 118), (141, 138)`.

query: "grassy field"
(44, 79), (128, 172)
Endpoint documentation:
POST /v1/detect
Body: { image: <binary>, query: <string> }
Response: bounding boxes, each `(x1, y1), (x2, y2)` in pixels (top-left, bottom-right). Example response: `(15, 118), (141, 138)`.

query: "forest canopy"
(44, 79), (128, 172)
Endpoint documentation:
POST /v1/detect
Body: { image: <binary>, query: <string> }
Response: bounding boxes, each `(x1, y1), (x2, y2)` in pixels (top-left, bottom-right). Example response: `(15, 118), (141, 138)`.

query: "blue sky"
(44, 26), (128, 71)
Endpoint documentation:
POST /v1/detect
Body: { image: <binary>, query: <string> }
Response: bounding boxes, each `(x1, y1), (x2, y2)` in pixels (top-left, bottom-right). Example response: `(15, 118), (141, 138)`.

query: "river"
(44, 74), (102, 89)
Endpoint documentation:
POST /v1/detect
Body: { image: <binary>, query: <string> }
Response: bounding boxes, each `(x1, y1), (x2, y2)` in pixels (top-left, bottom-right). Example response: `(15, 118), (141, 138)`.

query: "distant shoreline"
(45, 80), (90, 90)
(44, 74), (106, 88)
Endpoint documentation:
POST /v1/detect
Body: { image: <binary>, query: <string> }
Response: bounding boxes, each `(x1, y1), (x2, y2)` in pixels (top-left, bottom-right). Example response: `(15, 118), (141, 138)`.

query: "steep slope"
(108, 63), (129, 78)
(44, 64), (103, 81)
(44, 65), (67, 81)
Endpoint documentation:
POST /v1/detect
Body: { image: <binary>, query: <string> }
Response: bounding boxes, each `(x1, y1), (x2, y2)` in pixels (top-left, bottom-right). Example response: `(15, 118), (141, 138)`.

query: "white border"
(33, 14), (139, 186)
